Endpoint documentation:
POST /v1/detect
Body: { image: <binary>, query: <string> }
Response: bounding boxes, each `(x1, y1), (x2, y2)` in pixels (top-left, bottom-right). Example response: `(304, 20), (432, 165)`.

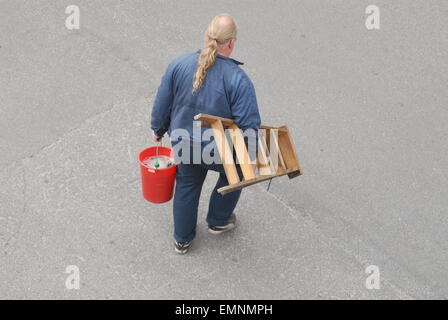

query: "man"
(151, 14), (261, 254)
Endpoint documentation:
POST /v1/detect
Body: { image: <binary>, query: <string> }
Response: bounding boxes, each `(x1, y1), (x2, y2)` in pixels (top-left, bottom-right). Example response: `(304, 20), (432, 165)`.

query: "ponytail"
(192, 38), (218, 93)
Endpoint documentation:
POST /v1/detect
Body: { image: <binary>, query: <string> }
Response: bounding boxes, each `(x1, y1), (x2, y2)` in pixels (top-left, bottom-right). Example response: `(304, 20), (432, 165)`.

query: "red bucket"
(138, 146), (177, 204)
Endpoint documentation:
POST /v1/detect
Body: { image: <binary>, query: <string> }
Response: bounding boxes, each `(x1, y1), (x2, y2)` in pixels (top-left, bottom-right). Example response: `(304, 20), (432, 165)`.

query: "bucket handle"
(147, 140), (162, 173)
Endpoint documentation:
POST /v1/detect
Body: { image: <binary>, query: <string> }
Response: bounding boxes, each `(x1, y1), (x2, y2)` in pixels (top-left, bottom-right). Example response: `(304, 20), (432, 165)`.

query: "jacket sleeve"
(151, 63), (175, 137)
(230, 73), (261, 160)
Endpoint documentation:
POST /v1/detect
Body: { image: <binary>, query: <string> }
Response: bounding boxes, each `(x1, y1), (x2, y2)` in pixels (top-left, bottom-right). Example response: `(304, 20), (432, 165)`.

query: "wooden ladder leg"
(270, 129), (287, 171)
(268, 129), (279, 172)
(257, 129), (274, 176)
(210, 120), (240, 185)
(229, 124), (256, 181)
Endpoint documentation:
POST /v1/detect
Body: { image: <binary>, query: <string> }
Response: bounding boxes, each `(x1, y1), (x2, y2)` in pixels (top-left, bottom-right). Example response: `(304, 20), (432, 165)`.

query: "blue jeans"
(173, 162), (243, 243)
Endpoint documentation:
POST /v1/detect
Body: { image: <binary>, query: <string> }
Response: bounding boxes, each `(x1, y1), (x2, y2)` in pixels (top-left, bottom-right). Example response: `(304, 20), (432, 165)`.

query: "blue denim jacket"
(151, 50), (261, 149)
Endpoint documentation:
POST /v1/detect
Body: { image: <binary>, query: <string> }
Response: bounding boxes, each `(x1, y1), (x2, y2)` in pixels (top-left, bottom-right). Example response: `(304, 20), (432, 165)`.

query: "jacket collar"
(196, 49), (244, 65)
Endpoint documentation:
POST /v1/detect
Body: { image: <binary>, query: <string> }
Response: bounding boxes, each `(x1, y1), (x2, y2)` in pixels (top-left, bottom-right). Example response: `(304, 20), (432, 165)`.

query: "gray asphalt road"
(1, 0), (447, 299)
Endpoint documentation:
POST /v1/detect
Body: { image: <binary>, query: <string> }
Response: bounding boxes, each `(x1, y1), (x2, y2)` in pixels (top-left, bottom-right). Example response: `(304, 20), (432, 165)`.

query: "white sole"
(208, 223), (236, 235)
(174, 242), (191, 254)
(174, 248), (188, 254)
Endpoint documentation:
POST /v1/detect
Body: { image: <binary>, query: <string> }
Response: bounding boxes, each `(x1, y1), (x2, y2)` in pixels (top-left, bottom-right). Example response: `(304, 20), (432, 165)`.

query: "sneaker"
(174, 240), (191, 254)
(208, 213), (237, 235)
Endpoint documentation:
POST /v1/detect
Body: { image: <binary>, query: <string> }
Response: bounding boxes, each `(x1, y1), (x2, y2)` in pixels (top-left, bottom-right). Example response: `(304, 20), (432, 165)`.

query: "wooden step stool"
(194, 113), (302, 195)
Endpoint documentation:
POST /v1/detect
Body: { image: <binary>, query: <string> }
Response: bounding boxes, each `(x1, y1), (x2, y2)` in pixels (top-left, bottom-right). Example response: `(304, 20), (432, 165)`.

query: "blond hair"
(192, 14), (238, 93)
